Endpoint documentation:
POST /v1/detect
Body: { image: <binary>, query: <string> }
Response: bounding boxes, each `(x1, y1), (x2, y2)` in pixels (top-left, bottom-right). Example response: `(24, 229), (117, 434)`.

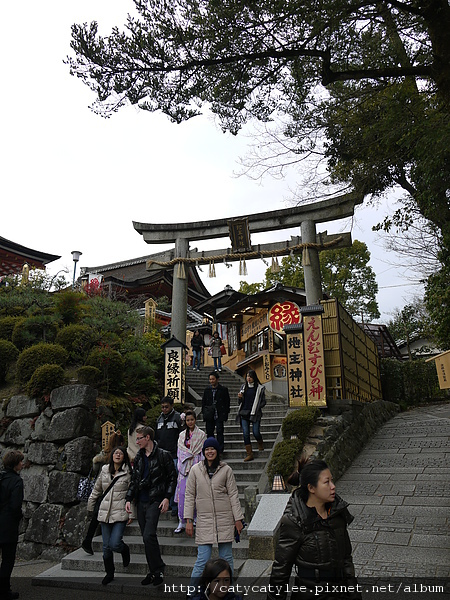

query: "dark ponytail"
(287, 457), (329, 501)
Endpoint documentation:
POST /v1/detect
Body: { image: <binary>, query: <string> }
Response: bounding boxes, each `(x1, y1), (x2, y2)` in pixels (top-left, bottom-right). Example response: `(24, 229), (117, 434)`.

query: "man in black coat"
(0, 450), (24, 600)
(125, 426), (176, 588)
(201, 371), (230, 453)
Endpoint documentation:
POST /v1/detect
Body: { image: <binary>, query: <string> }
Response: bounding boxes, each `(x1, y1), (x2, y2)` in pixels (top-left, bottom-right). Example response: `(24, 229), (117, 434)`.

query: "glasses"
(136, 436), (146, 442)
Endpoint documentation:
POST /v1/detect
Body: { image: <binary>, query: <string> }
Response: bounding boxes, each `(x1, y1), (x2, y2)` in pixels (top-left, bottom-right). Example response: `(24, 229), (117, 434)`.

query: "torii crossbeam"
(133, 192), (363, 342)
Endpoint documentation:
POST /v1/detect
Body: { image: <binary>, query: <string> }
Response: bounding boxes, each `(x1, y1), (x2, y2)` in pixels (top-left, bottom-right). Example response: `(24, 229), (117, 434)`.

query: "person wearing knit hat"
(203, 437), (220, 453)
(184, 435), (244, 593)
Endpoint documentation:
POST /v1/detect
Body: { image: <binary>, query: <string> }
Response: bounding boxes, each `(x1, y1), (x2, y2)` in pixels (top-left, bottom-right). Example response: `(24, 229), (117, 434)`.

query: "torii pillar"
(133, 192), (363, 342)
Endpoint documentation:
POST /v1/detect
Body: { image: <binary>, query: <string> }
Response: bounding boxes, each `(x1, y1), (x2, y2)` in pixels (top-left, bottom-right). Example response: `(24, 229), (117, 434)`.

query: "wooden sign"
(303, 312), (327, 406)
(162, 336), (186, 404)
(101, 421), (115, 450)
(285, 325), (306, 407)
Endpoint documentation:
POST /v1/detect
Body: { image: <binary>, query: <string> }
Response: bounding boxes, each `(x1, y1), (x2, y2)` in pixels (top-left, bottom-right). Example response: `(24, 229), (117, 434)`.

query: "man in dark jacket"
(0, 450), (24, 600)
(155, 396), (182, 516)
(202, 371), (230, 453)
(125, 426), (176, 588)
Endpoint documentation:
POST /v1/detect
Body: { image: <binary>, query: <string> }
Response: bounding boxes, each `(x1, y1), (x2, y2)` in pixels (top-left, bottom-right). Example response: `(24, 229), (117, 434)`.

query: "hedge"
(0, 340), (19, 383)
(16, 343), (68, 384)
(27, 364), (66, 399)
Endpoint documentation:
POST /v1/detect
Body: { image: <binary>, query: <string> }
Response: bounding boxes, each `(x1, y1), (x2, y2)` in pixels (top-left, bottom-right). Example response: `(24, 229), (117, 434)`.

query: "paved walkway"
(338, 403), (450, 580)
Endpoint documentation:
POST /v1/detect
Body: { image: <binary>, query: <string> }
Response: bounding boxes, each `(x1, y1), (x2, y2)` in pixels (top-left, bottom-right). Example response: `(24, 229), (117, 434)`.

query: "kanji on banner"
(285, 325), (306, 407)
(268, 301), (301, 333)
(303, 313), (327, 406)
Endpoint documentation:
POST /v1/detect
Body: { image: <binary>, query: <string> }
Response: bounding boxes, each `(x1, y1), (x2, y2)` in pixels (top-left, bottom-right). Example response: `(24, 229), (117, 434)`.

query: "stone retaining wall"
(0, 385), (100, 560)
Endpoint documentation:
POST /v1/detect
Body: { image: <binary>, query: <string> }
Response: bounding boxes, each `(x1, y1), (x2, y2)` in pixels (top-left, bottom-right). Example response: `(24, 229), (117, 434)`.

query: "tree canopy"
(239, 240), (380, 322)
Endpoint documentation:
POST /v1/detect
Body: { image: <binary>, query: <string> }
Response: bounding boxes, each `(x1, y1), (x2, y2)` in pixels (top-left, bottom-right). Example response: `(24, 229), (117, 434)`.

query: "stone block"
(17, 541), (42, 560)
(247, 493), (290, 537)
(0, 418), (32, 445)
(27, 442), (59, 465)
(46, 407), (95, 442)
(61, 503), (89, 547)
(25, 503), (62, 545)
(50, 385), (97, 411)
(249, 535), (278, 560)
(64, 436), (96, 474)
(6, 395), (40, 418)
(47, 470), (80, 504)
(31, 412), (51, 441)
(22, 466), (49, 503)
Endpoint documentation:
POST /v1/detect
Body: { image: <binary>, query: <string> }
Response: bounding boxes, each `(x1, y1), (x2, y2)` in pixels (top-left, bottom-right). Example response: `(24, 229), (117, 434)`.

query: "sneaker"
(141, 573), (154, 586)
(153, 573), (164, 586)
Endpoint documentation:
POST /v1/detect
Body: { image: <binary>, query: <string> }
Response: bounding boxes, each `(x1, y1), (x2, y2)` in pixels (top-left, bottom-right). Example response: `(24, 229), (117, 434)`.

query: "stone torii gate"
(133, 192), (363, 342)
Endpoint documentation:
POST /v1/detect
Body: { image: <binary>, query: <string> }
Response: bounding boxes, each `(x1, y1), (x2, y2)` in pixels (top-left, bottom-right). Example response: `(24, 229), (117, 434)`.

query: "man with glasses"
(125, 426), (176, 587)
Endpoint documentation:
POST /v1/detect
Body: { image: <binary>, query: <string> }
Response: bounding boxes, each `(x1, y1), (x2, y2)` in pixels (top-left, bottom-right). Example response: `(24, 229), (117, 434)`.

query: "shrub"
(281, 406), (321, 441)
(267, 438), (304, 488)
(381, 358), (441, 406)
(56, 324), (97, 364)
(12, 315), (58, 349)
(16, 343), (68, 384)
(77, 365), (102, 387)
(86, 346), (125, 393)
(123, 351), (157, 395)
(0, 316), (24, 341)
(27, 364), (66, 398)
(54, 291), (86, 325)
(0, 340), (19, 383)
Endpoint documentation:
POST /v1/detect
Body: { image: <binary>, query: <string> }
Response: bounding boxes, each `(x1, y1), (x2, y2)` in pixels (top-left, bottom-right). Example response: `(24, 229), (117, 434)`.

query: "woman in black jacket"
(0, 450), (24, 600)
(268, 458), (361, 600)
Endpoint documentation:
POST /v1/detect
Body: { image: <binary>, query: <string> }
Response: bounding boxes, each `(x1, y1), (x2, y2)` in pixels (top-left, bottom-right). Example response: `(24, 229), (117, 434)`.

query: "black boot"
(102, 556), (115, 585)
(121, 543), (130, 567)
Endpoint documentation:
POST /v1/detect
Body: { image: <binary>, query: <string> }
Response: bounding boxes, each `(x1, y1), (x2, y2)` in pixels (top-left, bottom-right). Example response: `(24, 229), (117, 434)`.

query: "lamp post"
(71, 250), (82, 289)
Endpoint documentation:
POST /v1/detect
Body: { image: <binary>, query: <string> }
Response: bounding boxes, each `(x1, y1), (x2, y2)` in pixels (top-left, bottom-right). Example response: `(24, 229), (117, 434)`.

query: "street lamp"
(71, 250), (82, 289)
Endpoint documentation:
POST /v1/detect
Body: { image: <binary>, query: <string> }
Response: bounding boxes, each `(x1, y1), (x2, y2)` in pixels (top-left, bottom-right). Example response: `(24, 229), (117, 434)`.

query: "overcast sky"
(0, 1), (423, 322)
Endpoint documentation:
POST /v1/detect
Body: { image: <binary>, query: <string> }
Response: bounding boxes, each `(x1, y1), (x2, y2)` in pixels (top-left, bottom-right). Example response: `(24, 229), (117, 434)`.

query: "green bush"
(281, 406), (321, 441)
(267, 439), (304, 487)
(54, 291), (86, 325)
(12, 315), (58, 349)
(0, 340), (19, 383)
(0, 316), (24, 341)
(16, 343), (68, 384)
(381, 358), (441, 406)
(77, 365), (102, 387)
(27, 364), (66, 398)
(123, 351), (157, 395)
(86, 346), (125, 393)
(56, 324), (97, 364)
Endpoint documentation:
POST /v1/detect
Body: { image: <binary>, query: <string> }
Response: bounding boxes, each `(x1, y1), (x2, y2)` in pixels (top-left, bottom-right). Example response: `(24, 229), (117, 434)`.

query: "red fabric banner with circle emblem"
(267, 301), (301, 332)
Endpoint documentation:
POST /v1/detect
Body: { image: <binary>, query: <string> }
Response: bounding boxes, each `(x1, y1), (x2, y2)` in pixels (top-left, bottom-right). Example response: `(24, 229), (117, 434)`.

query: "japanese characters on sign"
(303, 314), (327, 406)
(164, 345), (184, 403)
(268, 301), (301, 333)
(228, 217), (252, 252)
(241, 310), (268, 343)
(101, 421), (115, 450)
(263, 354), (271, 382)
(285, 326), (306, 407)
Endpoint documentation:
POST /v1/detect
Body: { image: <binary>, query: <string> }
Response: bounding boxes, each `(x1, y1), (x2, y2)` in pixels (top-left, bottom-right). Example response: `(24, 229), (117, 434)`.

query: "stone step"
(225, 457), (268, 470)
(87, 534), (249, 558)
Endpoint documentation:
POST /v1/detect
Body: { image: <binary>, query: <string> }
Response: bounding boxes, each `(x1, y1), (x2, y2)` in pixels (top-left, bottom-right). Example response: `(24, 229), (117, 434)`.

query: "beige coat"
(184, 461), (244, 545)
(87, 463), (135, 523)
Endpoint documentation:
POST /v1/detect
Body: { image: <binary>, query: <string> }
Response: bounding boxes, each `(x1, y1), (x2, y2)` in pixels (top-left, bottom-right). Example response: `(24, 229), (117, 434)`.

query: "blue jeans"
(100, 521), (127, 559)
(241, 418), (262, 446)
(137, 500), (165, 575)
(213, 355), (222, 370)
(190, 542), (233, 591)
(193, 349), (201, 369)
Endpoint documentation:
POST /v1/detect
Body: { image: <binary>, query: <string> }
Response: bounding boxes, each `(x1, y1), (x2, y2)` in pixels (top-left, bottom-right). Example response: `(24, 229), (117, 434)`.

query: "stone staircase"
(33, 367), (288, 595)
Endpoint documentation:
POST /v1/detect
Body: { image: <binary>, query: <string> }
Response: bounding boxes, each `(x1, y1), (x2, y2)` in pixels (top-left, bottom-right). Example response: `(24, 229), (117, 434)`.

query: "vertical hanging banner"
(263, 353), (271, 382)
(284, 324), (306, 407)
(302, 305), (327, 407)
(162, 336), (187, 404)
